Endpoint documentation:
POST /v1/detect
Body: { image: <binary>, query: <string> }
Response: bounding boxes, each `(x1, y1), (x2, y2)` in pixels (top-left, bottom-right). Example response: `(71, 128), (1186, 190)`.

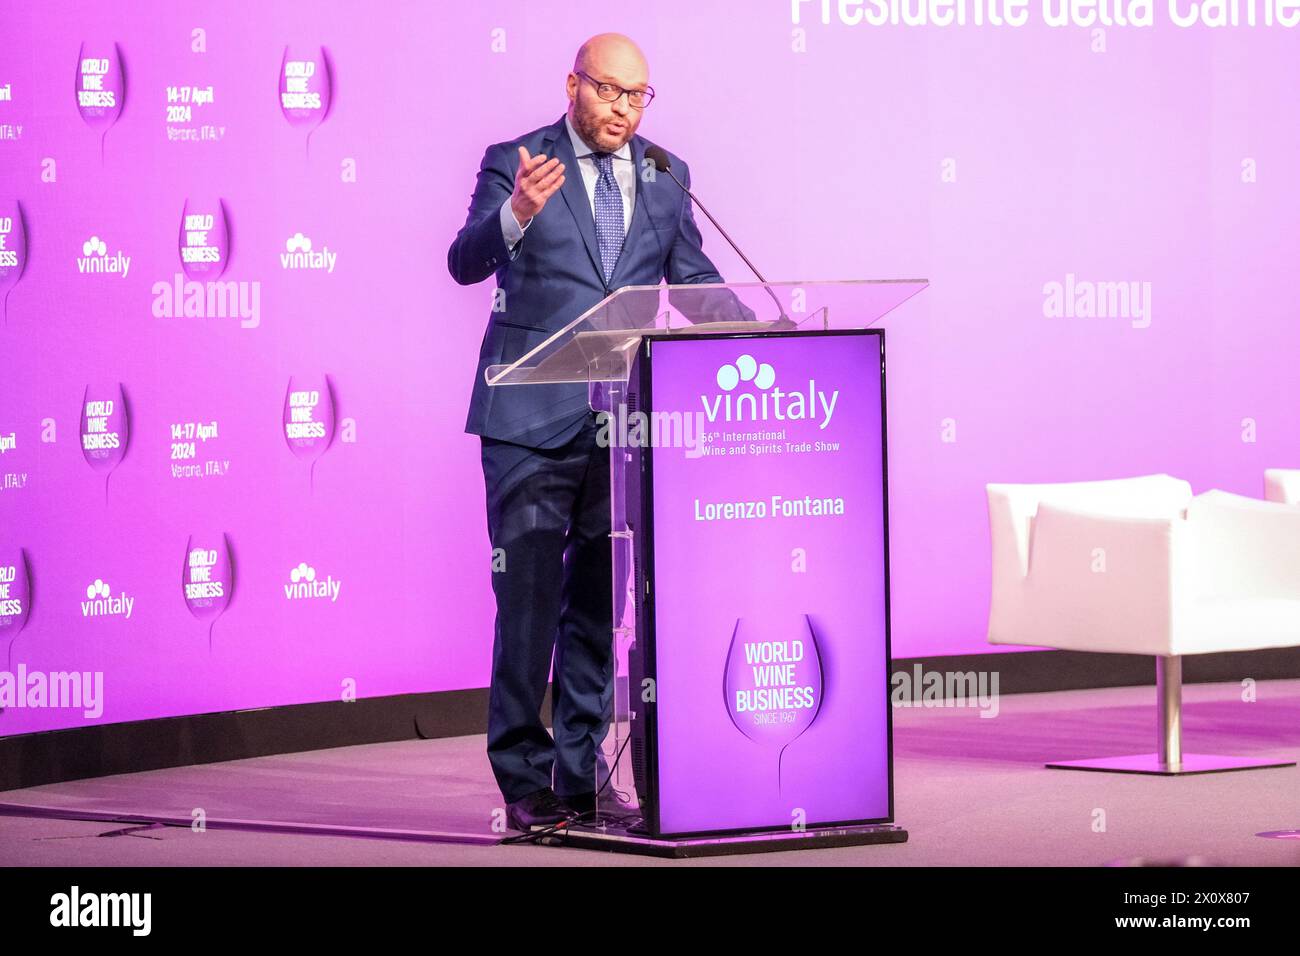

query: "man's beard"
(576, 109), (632, 151)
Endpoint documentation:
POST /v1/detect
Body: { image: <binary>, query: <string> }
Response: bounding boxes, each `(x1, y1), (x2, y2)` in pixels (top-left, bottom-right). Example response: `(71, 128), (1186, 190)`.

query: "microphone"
(644, 144), (794, 329)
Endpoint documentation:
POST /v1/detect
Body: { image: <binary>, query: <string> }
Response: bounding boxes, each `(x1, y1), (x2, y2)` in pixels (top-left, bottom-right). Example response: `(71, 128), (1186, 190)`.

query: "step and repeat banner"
(1, 1), (1296, 735)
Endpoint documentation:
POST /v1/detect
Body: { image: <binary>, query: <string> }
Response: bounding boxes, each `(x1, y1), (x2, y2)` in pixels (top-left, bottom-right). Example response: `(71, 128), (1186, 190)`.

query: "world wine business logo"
(152, 198), (261, 328)
(74, 40), (124, 161)
(0, 547), (31, 661)
(182, 533), (233, 650)
(0, 200), (26, 324)
(283, 375), (336, 488)
(80, 383), (130, 501)
(723, 614), (824, 792)
(279, 45), (332, 158)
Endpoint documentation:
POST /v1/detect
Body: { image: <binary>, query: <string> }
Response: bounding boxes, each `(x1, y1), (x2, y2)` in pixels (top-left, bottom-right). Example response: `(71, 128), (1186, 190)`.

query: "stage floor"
(2, 678), (1298, 866)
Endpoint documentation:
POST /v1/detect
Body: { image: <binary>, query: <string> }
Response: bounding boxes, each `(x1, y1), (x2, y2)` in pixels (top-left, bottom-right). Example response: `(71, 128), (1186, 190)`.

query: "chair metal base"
(1044, 656), (1297, 775)
(1047, 753), (1296, 775)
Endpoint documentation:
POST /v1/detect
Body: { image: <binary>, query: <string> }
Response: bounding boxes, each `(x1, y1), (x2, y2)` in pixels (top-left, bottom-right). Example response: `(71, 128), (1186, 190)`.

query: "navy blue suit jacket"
(448, 113), (743, 449)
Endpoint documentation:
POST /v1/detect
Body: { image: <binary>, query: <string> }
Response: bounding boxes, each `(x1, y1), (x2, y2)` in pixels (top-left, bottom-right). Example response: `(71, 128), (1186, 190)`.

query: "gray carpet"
(1, 678), (1298, 866)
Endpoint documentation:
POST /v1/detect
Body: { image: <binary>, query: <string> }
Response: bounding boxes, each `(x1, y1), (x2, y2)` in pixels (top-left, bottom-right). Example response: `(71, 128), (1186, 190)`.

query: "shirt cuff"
(499, 199), (531, 253)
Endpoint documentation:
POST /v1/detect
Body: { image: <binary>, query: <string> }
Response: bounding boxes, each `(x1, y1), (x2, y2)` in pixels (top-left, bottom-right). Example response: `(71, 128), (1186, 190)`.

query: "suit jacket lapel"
(550, 115), (604, 282)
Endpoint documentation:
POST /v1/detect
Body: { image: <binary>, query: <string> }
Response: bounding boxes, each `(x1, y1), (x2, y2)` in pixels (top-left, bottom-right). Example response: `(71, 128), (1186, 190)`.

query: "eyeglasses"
(575, 70), (655, 109)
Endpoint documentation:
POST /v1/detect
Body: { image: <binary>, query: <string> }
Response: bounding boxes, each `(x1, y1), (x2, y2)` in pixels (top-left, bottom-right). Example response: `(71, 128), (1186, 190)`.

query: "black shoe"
(505, 787), (574, 832)
(563, 791), (597, 816)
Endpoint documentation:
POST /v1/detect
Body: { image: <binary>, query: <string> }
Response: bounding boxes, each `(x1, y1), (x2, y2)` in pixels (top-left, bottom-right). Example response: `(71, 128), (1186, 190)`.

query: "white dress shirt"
(499, 113), (636, 251)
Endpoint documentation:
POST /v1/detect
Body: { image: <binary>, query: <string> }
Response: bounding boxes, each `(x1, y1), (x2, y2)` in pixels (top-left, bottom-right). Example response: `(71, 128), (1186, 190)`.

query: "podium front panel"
(625, 329), (893, 838)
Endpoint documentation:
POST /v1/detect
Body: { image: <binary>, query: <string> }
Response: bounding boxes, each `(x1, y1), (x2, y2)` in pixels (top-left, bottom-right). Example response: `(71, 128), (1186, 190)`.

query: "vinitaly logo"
(284, 562), (341, 603)
(76, 234), (131, 278)
(81, 577), (133, 619)
(280, 232), (337, 273)
(703, 354), (840, 429)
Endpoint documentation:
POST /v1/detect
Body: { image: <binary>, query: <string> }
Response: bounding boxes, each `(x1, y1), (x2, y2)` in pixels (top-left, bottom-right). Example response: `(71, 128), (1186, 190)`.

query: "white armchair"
(986, 474), (1300, 774)
(1265, 468), (1300, 505)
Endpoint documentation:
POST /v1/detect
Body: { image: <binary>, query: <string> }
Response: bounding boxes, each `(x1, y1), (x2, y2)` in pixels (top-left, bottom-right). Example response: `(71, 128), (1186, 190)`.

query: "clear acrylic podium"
(487, 279), (927, 854)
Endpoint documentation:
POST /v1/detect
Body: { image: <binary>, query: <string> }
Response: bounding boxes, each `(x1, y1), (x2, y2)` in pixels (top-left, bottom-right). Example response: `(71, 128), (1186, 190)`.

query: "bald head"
(566, 33), (650, 153)
(573, 33), (648, 81)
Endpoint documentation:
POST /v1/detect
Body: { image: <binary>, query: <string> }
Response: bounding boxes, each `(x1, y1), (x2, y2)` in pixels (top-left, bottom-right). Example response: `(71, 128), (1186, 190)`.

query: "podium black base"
(544, 820), (908, 859)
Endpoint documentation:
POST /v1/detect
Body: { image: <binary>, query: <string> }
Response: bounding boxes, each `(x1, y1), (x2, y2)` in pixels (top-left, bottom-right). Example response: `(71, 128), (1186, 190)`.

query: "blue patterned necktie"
(592, 151), (625, 284)
(589, 151), (626, 414)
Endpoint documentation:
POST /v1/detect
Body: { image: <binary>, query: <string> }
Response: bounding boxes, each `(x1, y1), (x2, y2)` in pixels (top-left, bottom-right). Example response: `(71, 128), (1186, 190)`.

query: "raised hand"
(510, 146), (565, 227)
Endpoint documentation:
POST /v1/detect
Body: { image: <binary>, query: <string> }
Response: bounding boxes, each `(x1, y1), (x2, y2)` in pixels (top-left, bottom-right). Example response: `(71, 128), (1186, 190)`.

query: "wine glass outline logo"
(0, 547), (32, 671)
(722, 613), (825, 795)
(282, 375), (337, 491)
(181, 533), (233, 652)
(278, 45), (333, 160)
(178, 197), (230, 281)
(79, 383), (130, 504)
(0, 200), (28, 325)
(74, 40), (125, 163)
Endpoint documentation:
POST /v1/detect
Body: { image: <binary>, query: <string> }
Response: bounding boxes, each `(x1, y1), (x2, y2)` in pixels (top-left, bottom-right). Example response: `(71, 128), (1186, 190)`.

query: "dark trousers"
(479, 413), (614, 803)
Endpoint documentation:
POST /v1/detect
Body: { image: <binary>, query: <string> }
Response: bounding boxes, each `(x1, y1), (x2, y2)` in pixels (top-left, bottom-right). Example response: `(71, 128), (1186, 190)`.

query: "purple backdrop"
(1, 1), (1297, 735)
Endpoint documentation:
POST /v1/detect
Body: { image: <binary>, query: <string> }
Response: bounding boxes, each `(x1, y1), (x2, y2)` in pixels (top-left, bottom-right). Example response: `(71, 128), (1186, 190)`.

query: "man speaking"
(448, 33), (736, 831)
